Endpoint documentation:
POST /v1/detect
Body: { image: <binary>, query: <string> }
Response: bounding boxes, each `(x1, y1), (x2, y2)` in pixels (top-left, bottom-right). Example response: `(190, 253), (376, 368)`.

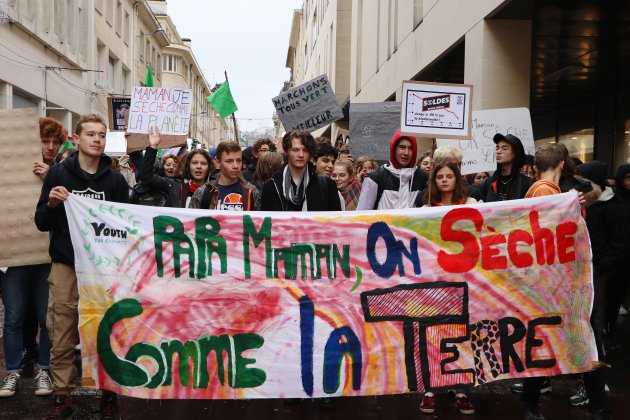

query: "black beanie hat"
(493, 133), (525, 176)
(577, 160), (607, 189)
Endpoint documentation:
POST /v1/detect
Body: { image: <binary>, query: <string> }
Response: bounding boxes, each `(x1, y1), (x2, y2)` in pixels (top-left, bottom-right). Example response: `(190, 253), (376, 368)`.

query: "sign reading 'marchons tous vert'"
(272, 74), (344, 133)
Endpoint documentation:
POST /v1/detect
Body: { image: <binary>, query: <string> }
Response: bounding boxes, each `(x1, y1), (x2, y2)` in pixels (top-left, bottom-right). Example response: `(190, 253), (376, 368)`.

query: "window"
(162, 54), (179, 73)
(138, 32), (144, 61)
(78, 6), (87, 57)
(304, 43), (309, 73)
(108, 56), (115, 91)
(122, 69), (129, 95)
(413, 0), (422, 29)
(54, 0), (63, 38)
(97, 42), (105, 71)
(124, 11), (130, 44)
(66, 0), (74, 48)
(535, 128), (595, 163)
(145, 39), (150, 66)
(115, 1), (122, 35)
(312, 9), (317, 48)
(106, 0), (113, 25)
(157, 54), (161, 79)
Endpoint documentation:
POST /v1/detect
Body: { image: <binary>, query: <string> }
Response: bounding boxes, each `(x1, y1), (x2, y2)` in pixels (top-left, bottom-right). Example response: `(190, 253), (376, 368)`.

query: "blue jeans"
(1, 264), (52, 372)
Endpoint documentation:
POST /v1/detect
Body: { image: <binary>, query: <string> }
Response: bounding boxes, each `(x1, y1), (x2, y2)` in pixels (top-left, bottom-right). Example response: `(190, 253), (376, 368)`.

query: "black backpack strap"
(200, 186), (212, 209)
(373, 169), (386, 210)
(317, 174), (328, 207)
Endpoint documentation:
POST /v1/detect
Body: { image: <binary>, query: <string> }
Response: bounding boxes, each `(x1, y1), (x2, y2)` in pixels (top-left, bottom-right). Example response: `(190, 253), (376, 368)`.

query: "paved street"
(1, 312), (628, 419)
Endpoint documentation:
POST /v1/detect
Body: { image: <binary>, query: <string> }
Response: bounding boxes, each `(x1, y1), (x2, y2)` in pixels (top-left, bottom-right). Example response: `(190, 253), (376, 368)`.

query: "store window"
(623, 120), (630, 165)
(534, 128), (594, 163)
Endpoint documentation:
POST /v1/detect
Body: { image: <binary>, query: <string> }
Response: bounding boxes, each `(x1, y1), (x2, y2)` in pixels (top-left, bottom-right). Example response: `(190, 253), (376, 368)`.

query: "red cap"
(389, 129), (418, 169)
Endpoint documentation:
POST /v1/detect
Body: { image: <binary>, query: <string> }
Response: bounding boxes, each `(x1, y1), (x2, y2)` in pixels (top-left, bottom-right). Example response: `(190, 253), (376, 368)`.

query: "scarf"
(340, 180), (361, 211)
(188, 181), (200, 195)
(283, 165), (309, 207)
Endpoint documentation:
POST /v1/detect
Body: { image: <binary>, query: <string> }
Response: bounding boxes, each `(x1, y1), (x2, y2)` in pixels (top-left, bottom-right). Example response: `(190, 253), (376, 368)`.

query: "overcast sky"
(167, 0), (302, 132)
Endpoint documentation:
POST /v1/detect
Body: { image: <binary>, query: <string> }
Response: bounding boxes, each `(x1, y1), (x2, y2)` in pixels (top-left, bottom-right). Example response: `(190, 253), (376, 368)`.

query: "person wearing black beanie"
(478, 133), (533, 202)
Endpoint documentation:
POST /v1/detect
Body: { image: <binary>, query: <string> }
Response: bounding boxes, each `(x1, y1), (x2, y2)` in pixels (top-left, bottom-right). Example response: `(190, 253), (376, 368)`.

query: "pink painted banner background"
(65, 192), (597, 399)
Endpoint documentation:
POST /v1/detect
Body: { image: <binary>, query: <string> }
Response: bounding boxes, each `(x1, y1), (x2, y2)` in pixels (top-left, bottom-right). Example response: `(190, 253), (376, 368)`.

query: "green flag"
(61, 139), (75, 152)
(207, 81), (238, 119)
(145, 64), (154, 87)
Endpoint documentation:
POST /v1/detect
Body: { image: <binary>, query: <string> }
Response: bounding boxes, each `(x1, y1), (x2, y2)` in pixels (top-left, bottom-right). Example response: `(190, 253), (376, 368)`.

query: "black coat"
(584, 191), (628, 274)
(35, 152), (129, 266)
(478, 173), (533, 202)
(138, 147), (183, 207)
(260, 163), (341, 211)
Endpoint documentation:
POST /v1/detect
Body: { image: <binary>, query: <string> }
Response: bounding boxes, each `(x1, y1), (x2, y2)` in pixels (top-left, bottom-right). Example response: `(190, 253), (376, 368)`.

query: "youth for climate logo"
(78, 203), (144, 268)
(219, 193), (243, 211)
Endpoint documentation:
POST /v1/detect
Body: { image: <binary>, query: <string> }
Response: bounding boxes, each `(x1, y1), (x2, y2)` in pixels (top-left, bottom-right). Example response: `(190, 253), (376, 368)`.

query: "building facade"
(280, 0), (630, 169)
(280, 0), (352, 143)
(0, 0), (230, 147)
(349, 0), (630, 169)
(148, 1), (232, 145)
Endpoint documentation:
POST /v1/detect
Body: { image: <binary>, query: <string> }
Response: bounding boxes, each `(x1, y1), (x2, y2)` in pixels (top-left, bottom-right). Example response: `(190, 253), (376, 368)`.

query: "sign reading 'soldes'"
(65, 193), (598, 400)
(272, 74), (344, 132)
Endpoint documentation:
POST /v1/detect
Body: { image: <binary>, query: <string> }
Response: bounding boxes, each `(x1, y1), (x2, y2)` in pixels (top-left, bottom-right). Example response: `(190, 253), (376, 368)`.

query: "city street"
(1, 316), (628, 419)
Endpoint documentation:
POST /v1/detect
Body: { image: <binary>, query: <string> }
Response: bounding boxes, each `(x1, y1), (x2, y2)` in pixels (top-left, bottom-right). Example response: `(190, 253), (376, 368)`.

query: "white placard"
(105, 131), (127, 157)
(127, 87), (192, 135)
(437, 107), (536, 175)
(401, 81), (473, 139)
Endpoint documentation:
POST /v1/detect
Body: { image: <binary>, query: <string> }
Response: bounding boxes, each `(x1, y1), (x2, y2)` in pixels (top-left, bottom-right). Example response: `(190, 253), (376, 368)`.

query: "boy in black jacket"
(261, 130), (340, 212)
(478, 134), (533, 202)
(35, 114), (129, 419)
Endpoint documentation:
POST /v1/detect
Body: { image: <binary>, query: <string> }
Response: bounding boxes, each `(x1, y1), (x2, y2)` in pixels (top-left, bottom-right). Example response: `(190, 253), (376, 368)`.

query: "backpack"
(129, 182), (169, 207)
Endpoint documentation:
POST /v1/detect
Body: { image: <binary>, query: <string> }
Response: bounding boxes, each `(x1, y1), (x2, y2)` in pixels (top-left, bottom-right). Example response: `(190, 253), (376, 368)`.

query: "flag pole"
(224, 71), (239, 142)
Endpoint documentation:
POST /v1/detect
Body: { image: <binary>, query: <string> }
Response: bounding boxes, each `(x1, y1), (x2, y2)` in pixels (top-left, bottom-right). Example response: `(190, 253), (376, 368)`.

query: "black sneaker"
(46, 395), (73, 420)
(512, 378), (552, 394)
(99, 391), (118, 420)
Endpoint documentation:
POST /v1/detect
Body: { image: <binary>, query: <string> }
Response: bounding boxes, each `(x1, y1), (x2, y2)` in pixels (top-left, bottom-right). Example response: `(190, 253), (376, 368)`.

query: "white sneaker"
(34, 369), (53, 396)
(0, 372), (20, 397)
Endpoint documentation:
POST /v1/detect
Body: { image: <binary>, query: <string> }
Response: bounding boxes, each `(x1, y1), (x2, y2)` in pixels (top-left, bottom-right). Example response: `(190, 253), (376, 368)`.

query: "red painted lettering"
(556, 222), (577, 263)
(438, 208), (483, 273)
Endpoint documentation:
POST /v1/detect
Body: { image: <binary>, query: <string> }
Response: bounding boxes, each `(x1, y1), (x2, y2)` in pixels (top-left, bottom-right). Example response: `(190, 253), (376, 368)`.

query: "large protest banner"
(66, 193), (597, 399)
(0, 108), (51, 267)
(437, 108), (536, 175)
(272, 74), (344, 132)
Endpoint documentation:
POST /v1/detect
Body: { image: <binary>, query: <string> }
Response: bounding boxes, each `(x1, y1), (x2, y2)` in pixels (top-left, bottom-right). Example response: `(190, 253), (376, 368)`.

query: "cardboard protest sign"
(349, 102), (401, 161)
(128, 87), (192, 135)
(401, 81), (473, 139)
(437, 108), (536, 175)
(272, 74), (343, 132)
(108, 97), (131, 131)
(126, 87), (191, 153)
(0, 108), (50, 267)
(66, 192), (597, 399)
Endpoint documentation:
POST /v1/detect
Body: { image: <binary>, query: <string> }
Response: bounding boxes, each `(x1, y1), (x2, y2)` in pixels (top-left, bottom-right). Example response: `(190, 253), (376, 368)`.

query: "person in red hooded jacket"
(356, 129), (428, 210)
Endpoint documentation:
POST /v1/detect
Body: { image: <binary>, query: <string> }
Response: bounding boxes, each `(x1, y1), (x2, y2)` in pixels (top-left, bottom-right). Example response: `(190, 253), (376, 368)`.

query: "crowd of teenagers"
(1, 113), (628, 420)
